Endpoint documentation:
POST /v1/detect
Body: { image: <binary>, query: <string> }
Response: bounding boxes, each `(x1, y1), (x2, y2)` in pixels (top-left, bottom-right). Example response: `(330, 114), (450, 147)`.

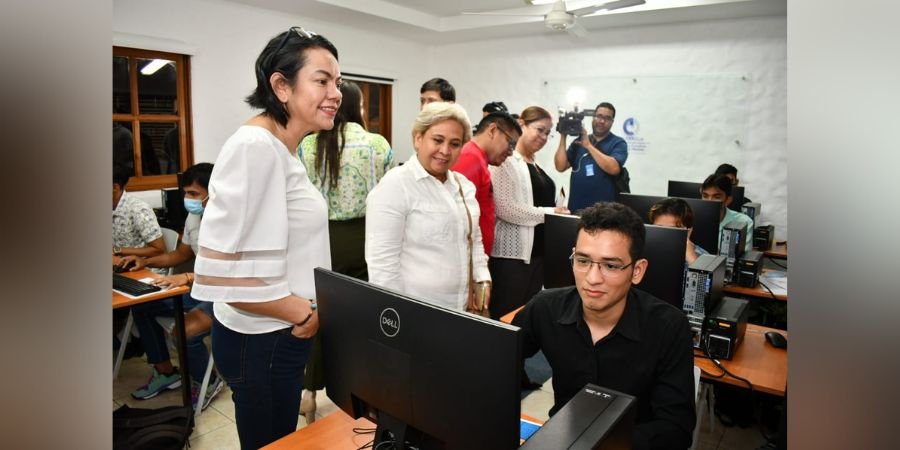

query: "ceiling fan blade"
(461, 11), (545, 17)
(566, 21), (588, 38)
(570, 0), (646, 17)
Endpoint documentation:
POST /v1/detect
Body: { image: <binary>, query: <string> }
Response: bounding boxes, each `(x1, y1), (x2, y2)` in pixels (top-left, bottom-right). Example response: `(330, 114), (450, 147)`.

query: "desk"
(763, 242), (787, 259)
(113, 263), (192, 408)
(264, 411), (543, 449)
(694, 324), (787, 397)
(499, 308), (787, 397)
(722, 269), (788, 302)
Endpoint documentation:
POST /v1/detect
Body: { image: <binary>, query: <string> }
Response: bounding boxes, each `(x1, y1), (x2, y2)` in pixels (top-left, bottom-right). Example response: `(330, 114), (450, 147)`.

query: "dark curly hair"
(577, 202), (646, 261)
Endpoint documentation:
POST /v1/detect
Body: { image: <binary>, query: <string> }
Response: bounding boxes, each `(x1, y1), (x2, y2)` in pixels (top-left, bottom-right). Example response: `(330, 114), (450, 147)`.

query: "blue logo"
(623, 117), (639, 136)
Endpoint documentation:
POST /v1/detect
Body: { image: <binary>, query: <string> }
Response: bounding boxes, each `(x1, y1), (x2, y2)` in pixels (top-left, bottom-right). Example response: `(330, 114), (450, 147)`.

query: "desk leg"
(172, 295), (193, 412)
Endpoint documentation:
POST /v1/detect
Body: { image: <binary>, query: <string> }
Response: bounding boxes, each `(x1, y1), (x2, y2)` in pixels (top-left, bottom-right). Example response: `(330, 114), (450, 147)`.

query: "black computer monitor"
(641, 225), (689, 309)
(543, 213), (580, 289)
(315, 268), (523, 450)
(667, 180), (744, 212)
(544, 215), (688, 309)
(616, 193), (722, 254)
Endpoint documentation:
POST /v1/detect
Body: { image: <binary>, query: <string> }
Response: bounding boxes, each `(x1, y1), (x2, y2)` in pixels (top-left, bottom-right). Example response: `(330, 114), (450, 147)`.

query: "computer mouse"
(764, 331), (787, 349)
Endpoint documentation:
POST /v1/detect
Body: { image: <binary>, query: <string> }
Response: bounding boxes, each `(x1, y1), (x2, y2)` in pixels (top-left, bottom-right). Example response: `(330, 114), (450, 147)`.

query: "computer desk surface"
(722, 268), (788, 301)
(112, 259), (189, 309)
(500, 307), (787, 397)
(764, 241), (787, 259)
(263, 410), (544, 449)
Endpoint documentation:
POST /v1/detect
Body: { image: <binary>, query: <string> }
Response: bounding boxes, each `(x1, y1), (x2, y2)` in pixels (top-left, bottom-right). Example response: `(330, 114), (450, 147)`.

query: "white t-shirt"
(192, 126), (331, 334)
(181, 213), (201, 255)
(365, 154), (490, 311)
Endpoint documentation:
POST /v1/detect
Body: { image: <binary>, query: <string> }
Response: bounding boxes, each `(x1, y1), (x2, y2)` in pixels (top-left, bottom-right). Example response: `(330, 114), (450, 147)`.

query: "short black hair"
(113, 164), (131, 189)
(245, 28), (339, 127)
(577, 202), (646, 261)
(648, 197), (695, 229)
(180, 163), (214, 190)
(474, 111), (522, 136)
(595, 102), (616, 118)
(482, 101), (508, 114)
(702, 173), (733, 197)
(714, 163), (738, 177)
(420, 77), (456, 102)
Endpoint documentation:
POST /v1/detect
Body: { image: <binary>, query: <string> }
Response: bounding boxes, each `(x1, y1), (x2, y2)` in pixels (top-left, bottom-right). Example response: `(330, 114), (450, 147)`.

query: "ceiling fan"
(462, 0), (646, 37)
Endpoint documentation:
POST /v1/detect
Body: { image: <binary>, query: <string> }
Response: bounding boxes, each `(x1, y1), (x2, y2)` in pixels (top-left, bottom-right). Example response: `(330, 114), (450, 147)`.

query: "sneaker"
(191, 376), (225, 411)
(131, 367), (182, 400)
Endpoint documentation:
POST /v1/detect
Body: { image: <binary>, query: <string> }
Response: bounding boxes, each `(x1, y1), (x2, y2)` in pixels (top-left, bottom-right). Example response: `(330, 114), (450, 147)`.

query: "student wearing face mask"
(116, 163), (225, 412)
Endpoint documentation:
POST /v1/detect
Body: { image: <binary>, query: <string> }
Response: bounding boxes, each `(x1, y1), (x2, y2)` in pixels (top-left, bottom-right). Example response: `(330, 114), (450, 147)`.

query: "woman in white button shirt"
(191, 27), (342, 449)
(366, 102), (492, 313)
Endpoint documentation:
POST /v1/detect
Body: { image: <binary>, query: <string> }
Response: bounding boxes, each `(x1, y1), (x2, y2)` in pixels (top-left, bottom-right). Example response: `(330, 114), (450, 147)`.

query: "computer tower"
(519, 384), (635, 450)
(735, 250), (764, 288)
(719, 220), (748, 283)
(683, 254), (727, 349)
(741, 202), (761, 223)
(701, 297), (750, 360)
(754, 224), (774, 251)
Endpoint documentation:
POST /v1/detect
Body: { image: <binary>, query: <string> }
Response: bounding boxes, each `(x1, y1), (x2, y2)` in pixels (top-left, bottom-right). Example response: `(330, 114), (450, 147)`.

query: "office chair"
(113, 228), (180, 380)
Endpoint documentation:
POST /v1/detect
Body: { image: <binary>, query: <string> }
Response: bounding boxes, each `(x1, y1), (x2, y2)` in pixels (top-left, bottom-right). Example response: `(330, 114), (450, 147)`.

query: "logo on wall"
(622, 116), (648, 153)
(379, 308), (400, 337)
(623, 117), (640, 136)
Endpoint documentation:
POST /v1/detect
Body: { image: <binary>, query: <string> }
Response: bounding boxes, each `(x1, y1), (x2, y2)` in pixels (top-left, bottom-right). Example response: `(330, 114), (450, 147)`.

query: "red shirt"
(452, 141), (495, 256)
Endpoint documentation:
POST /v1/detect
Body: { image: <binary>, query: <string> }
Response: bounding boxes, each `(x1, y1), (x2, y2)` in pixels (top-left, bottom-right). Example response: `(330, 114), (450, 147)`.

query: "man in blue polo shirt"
(554, 102), (628, 213)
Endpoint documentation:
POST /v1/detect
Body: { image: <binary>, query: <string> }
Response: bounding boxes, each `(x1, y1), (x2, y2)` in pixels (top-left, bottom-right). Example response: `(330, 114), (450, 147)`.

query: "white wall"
(113, 0), (429, 207)
(423, 16), (787, 239)
(114, 2), (786, 239)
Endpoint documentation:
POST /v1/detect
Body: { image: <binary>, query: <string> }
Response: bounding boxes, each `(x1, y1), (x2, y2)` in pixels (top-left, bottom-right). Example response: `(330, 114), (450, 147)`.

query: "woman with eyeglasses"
(296, 80), (393, 423)
(190, 27), (342, 449)
(366, 102), (491, 313)
(489, 106), (570, 321)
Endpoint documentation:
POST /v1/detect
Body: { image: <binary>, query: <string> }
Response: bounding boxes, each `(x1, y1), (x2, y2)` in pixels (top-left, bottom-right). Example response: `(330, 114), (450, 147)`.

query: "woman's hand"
(150, 273), (191, 289)
(553, 206), (570, 215)
(468, 281), (492, 312)
(291, 311), (319, 339)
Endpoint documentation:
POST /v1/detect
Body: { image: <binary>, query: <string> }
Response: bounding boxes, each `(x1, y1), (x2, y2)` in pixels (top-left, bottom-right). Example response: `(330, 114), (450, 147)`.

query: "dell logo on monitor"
(379, 308), (400, 337)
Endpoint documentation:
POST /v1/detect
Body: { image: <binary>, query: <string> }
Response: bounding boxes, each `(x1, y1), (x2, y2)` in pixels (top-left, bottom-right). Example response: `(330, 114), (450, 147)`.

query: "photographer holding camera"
(554, 102), (628, 213)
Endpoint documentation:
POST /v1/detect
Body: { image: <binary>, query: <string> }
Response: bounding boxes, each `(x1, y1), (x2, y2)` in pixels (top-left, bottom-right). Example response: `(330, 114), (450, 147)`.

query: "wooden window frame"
(113, 46), (193, 191)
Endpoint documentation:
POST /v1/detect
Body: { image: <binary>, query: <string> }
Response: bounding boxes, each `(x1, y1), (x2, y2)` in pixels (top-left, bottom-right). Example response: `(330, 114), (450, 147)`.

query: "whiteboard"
(535, 75), (752, 197)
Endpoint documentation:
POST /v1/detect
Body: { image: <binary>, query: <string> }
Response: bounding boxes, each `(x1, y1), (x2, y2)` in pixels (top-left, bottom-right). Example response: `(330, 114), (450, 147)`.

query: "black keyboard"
(113, 273), (162, 296)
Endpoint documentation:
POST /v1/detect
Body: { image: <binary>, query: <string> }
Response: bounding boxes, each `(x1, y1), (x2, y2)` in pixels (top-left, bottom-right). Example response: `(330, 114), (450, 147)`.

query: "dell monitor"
(315, 268), (523, 450)
(543, 215), (688, 309)
(616, 193), (722, 254)
(667, 180), (745, 212)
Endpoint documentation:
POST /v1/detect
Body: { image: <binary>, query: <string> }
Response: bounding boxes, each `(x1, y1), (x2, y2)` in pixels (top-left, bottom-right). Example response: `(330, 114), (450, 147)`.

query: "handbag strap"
(453, 173), (475, 294)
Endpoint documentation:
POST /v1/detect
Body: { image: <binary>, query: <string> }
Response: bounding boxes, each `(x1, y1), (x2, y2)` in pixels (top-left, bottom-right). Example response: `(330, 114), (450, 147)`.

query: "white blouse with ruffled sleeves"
(192, 126), (331, 334)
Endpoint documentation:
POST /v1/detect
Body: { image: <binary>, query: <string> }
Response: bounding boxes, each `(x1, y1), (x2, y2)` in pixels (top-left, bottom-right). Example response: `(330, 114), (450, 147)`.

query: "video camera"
(556, 106), (595, 137)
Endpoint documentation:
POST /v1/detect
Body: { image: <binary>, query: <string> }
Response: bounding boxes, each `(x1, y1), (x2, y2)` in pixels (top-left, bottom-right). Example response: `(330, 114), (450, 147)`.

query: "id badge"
(585, 163), (595, 177)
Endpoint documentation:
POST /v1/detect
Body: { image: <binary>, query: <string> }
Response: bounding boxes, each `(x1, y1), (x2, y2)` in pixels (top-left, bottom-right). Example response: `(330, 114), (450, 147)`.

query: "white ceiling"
(221, 0), (786, 44)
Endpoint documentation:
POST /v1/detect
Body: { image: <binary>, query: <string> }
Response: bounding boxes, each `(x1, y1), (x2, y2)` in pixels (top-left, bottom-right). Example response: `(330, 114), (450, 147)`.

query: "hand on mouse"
(117, 255), (146, 271)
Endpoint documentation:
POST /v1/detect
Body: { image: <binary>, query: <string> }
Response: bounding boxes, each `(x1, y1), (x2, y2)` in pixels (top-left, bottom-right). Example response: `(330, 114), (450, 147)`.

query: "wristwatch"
(113, 245), (123, 256)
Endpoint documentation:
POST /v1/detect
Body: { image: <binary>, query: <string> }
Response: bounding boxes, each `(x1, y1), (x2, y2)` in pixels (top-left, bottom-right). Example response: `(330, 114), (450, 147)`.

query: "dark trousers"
(212, 319), (312, 450)
(304, 218), (367, 391)
(489, 257), (545, 320)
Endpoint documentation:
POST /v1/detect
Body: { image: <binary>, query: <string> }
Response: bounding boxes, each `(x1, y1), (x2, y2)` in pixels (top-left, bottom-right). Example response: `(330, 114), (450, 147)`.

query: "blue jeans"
(131, 294), (213, 383)
(212, 318), (312, 450)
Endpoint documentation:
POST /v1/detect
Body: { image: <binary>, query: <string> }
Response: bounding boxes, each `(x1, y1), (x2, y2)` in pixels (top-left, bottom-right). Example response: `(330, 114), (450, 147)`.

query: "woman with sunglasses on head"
(190, 27), (342, 449)
(296, 80), (393, 423)
(366, 102), (491, 315)
(489, 106), (570, 321)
